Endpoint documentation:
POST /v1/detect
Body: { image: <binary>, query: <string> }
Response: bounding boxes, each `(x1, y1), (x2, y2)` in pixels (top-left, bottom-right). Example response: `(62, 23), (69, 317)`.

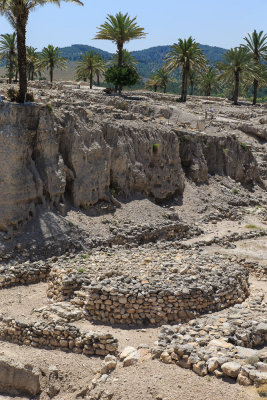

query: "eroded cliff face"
(178, 132), (260, 185)
(0, 103), (262, 232)
(0, 104), (65, 232)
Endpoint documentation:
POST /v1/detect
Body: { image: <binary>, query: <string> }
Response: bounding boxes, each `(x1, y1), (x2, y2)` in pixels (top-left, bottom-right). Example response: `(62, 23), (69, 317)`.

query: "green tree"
(165, 36), (206, 102)
(38, 44), (66, 83)
(0, 0), (83, 102)
(198, 65), (220, 96)
(94, 12), (146, 93)
(242, 30), (267, 105)
(0, 32), (17, 83)
(26, 46), (39, 81)
(105, 65), (140, 90)
(76, 51), (106, 88)
(218, 47), (255, 105)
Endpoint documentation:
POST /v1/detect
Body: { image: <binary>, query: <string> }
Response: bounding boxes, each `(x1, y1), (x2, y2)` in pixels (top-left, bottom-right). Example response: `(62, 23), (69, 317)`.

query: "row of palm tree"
(0, 34), (67, 83)
(148, 31), (267, 105)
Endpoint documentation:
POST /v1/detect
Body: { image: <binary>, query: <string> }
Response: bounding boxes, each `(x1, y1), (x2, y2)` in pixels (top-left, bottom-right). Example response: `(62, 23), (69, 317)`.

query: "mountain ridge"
(59, 43), (228, 78)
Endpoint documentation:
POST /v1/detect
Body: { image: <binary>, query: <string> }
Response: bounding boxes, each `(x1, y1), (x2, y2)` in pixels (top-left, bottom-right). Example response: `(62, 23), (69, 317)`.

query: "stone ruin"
(0, 83), (266, 397)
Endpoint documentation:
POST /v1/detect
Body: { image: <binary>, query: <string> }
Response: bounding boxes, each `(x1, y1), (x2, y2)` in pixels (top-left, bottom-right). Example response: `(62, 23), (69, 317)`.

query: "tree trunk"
(206, 84), (211, 96)
(116, 42), (123, 94)
(50, 68), (53, 83)
(253, 78), (258, 105)
(8, 59), (13, 84)
(16, 14), (28, 102)
(90, 71), (93, 89)
(97, 73), (100, 86)
(181, 67), (189, 102)
(117, 43), (123, 68)
(163, 84), (166, 93)
(233, 70), (239, 105)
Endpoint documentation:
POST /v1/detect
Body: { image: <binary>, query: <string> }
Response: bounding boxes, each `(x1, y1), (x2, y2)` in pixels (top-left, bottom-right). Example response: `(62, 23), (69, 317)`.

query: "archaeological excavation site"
(0, 82), (266, 400)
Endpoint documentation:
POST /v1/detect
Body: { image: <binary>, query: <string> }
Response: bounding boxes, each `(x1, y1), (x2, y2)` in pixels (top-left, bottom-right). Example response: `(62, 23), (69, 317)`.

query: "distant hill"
(59, 44), (112, 61)
(59, 43), (228, 78)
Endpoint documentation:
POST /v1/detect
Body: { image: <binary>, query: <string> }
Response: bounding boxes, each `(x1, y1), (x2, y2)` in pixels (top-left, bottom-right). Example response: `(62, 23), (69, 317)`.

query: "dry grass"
(0, 61), (78, 82)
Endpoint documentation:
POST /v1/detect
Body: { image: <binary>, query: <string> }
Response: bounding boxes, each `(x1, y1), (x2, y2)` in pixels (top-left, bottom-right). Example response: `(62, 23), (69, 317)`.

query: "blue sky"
(0, 0), (266, 52)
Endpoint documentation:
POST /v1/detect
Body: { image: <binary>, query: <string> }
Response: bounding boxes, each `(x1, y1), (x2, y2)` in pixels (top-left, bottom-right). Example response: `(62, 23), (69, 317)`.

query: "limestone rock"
(0, 358), (40, 396)
(221, 362), (241, 378)
(120, 346), (140, 367)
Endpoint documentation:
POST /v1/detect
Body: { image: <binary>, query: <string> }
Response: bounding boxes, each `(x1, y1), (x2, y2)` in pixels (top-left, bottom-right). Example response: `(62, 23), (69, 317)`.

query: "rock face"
(0, 357), (40, 396)
(58, 108), (185, 207)
(179, 131), (260, 184)
(0, 103), (65, 232)
(0, 102), (262, 232)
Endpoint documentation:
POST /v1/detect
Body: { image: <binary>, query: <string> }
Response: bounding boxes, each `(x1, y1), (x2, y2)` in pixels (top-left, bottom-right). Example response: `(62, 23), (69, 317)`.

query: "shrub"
(241, 142), (247, 150)
(105, 65), (140, 91)
(153, 143), (159, 153)
(7, 87), (19, 102)
(114, 101), (128, 111)
(7, 88), (34, 103)
(245, 224), (263, 230)
(46, 103), (53, 112)
(25, 92), (34, 102)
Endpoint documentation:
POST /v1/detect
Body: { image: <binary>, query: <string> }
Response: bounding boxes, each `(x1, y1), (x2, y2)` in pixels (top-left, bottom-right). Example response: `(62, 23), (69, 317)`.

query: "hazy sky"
(0, 0), (266, 52)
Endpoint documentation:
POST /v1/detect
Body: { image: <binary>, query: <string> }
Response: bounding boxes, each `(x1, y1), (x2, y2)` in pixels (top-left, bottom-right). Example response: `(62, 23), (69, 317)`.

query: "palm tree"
(94, 12), (146, 93)
(154, 68), (176, 93)
(242, 30), (267, 105)
(0, 32), (17, 83)
(189, 69), (198, 95)
(0, 0), (83, 102)
(165, 36), (206, 102)
(37, 45), (66, 83)
(198, 65), (219, 96)
(26, 46), (39, 80)
(94, 54), (107, 86)
(76, 51), (106, 88)
(218, 47), (254, 105)
(145, 74), (160, 92)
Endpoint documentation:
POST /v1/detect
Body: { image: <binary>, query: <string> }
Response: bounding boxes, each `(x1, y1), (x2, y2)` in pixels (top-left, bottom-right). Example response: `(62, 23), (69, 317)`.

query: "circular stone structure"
(47, 247), (250, 326)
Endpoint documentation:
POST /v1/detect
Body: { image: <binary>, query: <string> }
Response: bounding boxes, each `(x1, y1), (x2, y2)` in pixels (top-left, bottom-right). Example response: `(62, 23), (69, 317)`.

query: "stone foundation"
(0, 316), (118, 356)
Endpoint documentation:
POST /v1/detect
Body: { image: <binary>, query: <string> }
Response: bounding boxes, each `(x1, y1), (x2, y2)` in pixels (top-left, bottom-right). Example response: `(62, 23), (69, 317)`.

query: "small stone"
(207, 358), (219, 373)
(123, 351), (140, 367)
(237, 373), (252, 386)
(221, 362), (241, 378)
(119, 346), (137, 361)
(193, 361), (208, 376)
(160, 351), (173, 364)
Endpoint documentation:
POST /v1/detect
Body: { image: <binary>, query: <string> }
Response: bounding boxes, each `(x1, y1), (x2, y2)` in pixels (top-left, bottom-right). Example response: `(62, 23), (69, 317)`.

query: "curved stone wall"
(73, 266), (249, 325)
(46, 250), (250, 326)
